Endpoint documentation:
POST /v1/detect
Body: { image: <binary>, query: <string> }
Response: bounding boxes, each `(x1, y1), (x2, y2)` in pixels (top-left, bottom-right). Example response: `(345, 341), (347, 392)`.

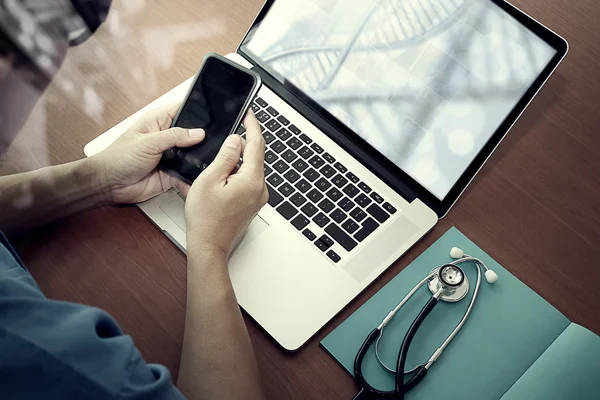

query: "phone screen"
(161, 56), (257, 183)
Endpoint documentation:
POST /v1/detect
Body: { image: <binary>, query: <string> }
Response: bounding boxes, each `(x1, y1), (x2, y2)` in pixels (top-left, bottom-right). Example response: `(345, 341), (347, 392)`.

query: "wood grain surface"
(1, 1), (599, 399)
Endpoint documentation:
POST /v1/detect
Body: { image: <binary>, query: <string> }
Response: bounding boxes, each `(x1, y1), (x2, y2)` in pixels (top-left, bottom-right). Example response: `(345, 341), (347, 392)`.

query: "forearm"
(178, 244), (265, 400)
(0, 158), (109, 234)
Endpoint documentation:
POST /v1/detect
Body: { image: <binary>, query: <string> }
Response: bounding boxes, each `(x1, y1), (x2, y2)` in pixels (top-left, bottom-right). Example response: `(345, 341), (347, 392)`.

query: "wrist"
(74, 157), (113, 206)
(186, 236), (229, 264)
(83, 155), (113, 205)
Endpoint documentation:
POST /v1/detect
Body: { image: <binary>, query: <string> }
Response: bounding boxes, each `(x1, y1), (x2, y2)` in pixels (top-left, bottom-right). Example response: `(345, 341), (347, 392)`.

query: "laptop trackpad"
(160, 195), (270, 252)
(160, 194), (187, 230)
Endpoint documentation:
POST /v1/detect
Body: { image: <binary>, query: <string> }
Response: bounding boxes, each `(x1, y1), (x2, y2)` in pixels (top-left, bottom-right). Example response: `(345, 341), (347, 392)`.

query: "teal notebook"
(321, 227), (600, 399)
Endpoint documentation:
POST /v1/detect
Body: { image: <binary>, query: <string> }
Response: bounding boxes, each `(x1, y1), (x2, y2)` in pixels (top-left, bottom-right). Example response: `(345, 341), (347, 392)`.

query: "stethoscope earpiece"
(450, 247), (464, 259)
(485, 270), (498, 284)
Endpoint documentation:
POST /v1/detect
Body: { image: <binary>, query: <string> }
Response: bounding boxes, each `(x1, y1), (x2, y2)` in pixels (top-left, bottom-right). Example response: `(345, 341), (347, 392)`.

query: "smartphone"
(159, 53), (262, 184)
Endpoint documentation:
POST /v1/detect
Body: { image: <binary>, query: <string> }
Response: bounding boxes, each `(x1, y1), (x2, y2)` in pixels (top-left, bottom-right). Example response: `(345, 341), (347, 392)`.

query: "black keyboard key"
(303, 168), (319, 182)
(275, 128), (291, 141)
(263, 131), (276, 144)
(290, 193), (307, 207)
(265, 151), (278, 164)
(309, 155), (325, 169)
(346, 172), (360, 184)
(338, 197), (355, 212)
(299, 133), (312, 144)
(301, 203), (318, 217)
(370, 192), (384, 204)
(273, 160), (289, 173)
(298, 146), (314, 160)
(315, 239), (330, 252)
(264, 165), (273, 177)
(358, 182), (372, 193)
(320, 235), (334, 248)
(294, 179), (311, 193)
(267, 184), (283, 207)
(326, 188), (343, 202)
(282, 149), (298, 163)
(256, 110), (270, 123)
(383, 202), (397, 214)
(289, 124), (301, 134)
(354, 218), (379, 242)
(266, 119), (282, 132)
(326, 250), (341, 263)
(251, 103), (261, 113)
(342, 219), (359, 234)
(323, 152), (336, 163)
(315, 178), (332, 192)
(271, 140), (286, 154)
(277, 115), (290, 126)
(333, 162), (347, 173)
(310, 143), (324, 154)
(325, 224), (358, 251)
(260, 124), (266, 132)
(267, 173), (284, 187)
(256, 97), (268, 107)
(266, 106), (279, 116)
(355, 193), (372, 208)
(330, 208), (347, 224)
(278, 182), (295, 197)
(284, 169), (301, 183)
(313, 212), (330, 228)
(332, 174), (349, 188)
(320, 165), (336, 179)
(292, 159), (309, 172)
(291, 214), (310, 230)
(343, 184), (359, 198)
(303, 228), (316, 241)
(350, 207), (367, 222)
(318, 198), (335, 213)
(307, 189), (324, 203)
(276, 201), (298, 220)
(236, 125), (246, 135)
(367, 204), (389, 223)
(287, 137), (302, 150)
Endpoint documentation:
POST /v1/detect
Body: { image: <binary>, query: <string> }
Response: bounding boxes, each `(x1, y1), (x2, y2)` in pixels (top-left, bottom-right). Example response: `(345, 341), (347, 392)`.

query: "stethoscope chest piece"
(428, 264), (469, 302)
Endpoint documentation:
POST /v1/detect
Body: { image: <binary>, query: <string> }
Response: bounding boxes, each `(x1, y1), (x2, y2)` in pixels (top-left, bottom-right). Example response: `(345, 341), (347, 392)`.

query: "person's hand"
(92, 103), (205, 204)
(184, 111), (268, 259)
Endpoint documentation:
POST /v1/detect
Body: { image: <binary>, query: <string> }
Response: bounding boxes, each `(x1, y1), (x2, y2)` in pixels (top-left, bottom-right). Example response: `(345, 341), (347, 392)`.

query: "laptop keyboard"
(237, 97), (398, 264)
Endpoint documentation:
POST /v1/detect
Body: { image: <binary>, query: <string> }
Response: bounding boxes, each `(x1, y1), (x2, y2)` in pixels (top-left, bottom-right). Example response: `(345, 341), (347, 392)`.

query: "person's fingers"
(204, 134), (243, 180)
(135, 103), (183, 133)
(170, 177), (190, 197)
(143, 127), (205, 154)
(238, 111), (265, 176)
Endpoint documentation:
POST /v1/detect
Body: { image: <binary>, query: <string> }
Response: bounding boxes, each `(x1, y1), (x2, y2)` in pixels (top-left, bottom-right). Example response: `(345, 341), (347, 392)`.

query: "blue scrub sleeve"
(0, 233), (186, 400)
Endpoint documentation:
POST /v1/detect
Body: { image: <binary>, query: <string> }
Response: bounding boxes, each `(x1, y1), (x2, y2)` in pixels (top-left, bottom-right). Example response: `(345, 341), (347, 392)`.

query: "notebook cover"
(500, 323), (600, 400)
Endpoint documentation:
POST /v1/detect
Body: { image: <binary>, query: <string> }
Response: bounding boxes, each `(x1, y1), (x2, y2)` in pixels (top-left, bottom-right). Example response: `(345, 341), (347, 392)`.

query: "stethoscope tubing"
(353, 296), (439, 399)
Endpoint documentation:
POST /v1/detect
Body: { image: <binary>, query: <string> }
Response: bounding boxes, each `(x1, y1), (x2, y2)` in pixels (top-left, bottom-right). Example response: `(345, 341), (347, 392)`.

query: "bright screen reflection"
(242, 0), (556, 199)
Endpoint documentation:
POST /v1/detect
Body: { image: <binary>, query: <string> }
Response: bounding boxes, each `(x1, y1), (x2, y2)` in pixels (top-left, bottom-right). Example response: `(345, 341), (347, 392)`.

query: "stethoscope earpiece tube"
(395, 296), (439, 398)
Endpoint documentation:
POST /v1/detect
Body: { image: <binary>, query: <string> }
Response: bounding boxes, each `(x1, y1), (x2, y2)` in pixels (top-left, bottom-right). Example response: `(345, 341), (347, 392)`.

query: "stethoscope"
(352, 247), (499, 400)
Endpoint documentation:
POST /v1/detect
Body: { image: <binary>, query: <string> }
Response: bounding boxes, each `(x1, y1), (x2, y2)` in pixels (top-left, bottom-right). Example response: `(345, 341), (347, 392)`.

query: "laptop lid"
(236, 0), (568, 217)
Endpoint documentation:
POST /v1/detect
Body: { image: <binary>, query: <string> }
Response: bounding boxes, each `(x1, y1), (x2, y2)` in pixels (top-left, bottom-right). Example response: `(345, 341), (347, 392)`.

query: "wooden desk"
(2, 1), (599, 398)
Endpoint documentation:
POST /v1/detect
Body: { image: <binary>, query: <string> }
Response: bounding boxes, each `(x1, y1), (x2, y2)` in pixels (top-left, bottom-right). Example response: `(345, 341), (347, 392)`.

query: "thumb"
(204, 134), (242, 180)
(145, 127), (205, 154)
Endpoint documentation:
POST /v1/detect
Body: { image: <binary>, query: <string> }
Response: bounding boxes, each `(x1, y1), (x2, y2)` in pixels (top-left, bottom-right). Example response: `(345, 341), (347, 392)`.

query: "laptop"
(84, 0), (567, 350)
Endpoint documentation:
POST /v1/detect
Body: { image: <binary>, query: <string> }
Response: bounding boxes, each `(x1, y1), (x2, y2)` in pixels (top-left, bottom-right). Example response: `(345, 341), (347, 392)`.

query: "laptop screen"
(240, 0), (558, 200)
